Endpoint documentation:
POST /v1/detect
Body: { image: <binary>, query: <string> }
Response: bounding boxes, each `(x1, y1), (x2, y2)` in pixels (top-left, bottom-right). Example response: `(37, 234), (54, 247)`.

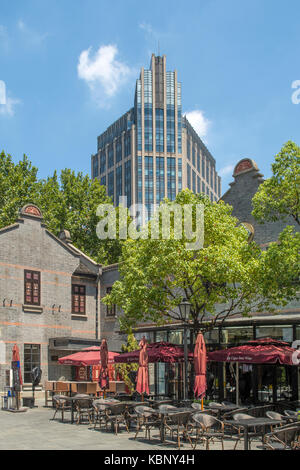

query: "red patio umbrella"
(12, 344), (23, 410)
(58, 346), (119, 366)
(114, 341), (194, 364)
(193, 333), (207, 399)
(207, 338), (297, 365)
(136, 337), (150, 396)
(99, 339), (109, 391)
(12, 344), (23, 386)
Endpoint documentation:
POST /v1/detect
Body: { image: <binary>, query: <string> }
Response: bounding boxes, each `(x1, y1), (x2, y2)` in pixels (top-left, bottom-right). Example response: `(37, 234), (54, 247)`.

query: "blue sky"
(1, 0), (300, 192)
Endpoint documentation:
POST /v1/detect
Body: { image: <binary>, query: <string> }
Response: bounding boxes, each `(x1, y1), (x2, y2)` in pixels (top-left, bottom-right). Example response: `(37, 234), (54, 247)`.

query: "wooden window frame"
(24, 270), (41, 306)
(72, 284), (86, 315)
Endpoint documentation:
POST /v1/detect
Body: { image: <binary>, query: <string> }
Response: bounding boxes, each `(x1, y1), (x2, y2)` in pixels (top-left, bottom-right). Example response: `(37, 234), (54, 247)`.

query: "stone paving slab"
(0, 399), (263, 451)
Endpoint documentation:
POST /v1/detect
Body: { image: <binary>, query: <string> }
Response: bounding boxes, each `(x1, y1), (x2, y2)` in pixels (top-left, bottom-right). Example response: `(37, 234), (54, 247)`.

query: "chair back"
(158, 404), (177, 413)
(106, 402), (127, 416)
(284, 410), (297, 418)
(167, 411), (192, 426)
(135, 405), (155, 418)
(266, 425), (299, 448)
(266, 411), (284, 421)
(233, 413), (255, 421)
(53, 395), (68, 405)
(192, 412), (223, 431)
(208, 402), (224, 408)
(191, 403), (203, 411)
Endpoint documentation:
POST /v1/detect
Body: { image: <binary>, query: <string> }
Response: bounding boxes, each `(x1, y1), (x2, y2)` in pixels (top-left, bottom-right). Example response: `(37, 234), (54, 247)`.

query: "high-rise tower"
(91, 54), (221, 217)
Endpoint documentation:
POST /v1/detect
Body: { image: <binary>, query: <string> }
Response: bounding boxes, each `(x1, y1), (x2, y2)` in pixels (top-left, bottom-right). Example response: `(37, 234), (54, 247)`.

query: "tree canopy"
(252, 141), (300, 226)
(104, 190), (300, 335)
(0, 151), (122, 265)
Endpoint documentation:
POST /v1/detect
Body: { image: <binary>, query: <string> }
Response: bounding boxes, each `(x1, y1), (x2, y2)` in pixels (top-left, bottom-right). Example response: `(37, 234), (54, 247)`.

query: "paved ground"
(0, 399), (263, 451)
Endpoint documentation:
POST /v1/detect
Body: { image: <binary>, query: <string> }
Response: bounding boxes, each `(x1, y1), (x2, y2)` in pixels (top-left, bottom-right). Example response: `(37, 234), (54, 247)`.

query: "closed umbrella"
(12, 344), (23, 410)
(194, 333), (207, 408)
(136, 337), (150, 399)
(99, 339), (109, 392)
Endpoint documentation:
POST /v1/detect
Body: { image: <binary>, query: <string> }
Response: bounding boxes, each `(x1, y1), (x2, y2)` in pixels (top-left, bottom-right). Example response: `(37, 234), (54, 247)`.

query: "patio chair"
(266, 411), (287, 431)
(232, 413), (260, 449)
(163, 411), (194, 449)
(284, 410), (298, 423)
(105, 403), (129, 435)
(75, 397), (94, 425)
(51, 395), (72, 422)
(208, 402), (224, 416)
(191, 413), (228, 450)
(134, 406), (160, 441)
(157, 404), (177, 413)
(93, 401), (109, 430)
(262, 424), (300, 450)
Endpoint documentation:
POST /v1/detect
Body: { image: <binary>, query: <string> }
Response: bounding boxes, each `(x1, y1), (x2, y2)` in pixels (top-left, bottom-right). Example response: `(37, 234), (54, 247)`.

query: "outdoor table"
(158, 407), (194, 443)
(225, 418), (282, 450)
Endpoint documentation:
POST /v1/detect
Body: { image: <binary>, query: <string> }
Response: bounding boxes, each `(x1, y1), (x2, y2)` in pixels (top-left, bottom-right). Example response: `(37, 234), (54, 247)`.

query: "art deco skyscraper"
(91, 54), (221, 216)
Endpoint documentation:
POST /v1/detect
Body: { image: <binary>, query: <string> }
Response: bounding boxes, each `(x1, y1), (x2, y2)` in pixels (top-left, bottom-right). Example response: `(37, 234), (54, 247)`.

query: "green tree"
(104, 190), (300, 336)
(0, 151), (40, 227)
(252, 141), (300, 225)
(114, 331), (139, 393)
(37, 169), (122, 265)
(0, 152), (122, 265)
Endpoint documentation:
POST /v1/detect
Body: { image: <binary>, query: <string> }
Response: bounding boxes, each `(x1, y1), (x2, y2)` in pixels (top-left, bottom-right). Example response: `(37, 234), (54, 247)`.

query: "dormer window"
(24, 270), (41, 305)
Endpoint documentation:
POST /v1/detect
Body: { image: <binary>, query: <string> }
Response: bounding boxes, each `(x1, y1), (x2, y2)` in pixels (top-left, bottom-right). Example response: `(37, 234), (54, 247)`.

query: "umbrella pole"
(236, 362), (239, 406)
(201, 398), (203, 411)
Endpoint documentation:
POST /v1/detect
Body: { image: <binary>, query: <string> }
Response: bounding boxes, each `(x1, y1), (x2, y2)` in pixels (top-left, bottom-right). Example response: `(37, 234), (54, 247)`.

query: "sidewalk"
(0, 399), (261, 450)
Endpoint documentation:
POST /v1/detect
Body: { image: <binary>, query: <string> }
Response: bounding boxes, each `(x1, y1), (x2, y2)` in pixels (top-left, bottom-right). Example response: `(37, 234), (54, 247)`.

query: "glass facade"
(187, 164), (191, 189)
(155, 109), (164, 152)
(144, 156), (154, 216)
(136, 80), (142, 152)
(116, 166), (122, 204)
(137, 156), (142, 203)
(178, 158), (182, 192)
(166, 72), (175, 153)
(100, 150), (106, 174)
(108, 144), (114, 169)
(177, 83), (182, 154)
(156, 157), (165, 204)
(108, 171), (114, 203)
(92, 155), (98, 178)
(167, 157), (176, 201)
(124, 160), (132, 208)
(144, 70), (153, 152)
(116, 137), (122, 163)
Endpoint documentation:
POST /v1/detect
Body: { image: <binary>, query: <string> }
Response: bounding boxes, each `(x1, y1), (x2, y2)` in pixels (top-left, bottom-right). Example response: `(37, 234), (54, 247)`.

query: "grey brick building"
(0, 204), (105, 390)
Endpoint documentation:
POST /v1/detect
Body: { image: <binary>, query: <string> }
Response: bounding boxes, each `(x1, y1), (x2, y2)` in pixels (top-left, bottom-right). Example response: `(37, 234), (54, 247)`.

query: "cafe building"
(120, 158), (300, 404)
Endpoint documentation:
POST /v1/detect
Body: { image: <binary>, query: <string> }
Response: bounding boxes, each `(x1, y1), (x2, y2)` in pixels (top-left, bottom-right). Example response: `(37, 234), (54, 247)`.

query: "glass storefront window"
(156, 331), (168, 342)
(204, 329), (219, 345)
(221, 327), (253, 345)
(168, 330), (183, 345)
(256, 326), (293, 343)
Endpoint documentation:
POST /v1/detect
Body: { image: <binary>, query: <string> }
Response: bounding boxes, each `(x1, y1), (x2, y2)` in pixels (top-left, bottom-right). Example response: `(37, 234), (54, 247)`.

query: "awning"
(58, 346), (119, 366)
(114, 341), (194, 364)
(207, 338), (298, 365)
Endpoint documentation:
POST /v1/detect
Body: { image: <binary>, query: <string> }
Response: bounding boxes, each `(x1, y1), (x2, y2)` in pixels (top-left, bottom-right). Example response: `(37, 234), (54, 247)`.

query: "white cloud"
(184, 110), (211, 141)
(78, 44), (133, 107)
(218, 164), (234, 177)
(0, 93), (21, 117)
(17, 19), (48, 45)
